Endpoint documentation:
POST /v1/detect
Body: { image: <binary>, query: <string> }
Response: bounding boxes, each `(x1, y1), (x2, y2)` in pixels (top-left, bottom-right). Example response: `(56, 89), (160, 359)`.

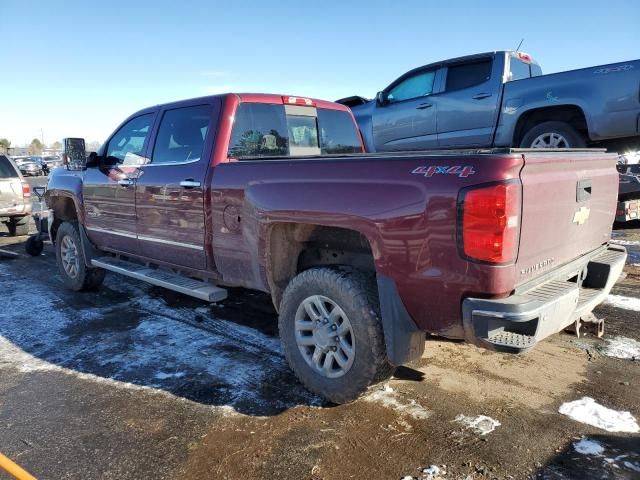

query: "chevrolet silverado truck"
(339, 51), (640, 153)
(45, 93), (626, 403)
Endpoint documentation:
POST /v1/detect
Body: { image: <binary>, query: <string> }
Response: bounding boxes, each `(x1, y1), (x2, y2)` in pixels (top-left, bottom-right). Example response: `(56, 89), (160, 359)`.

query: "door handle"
(180, 179), (201, 188)
(416, 103), (433, 110)
(472, 92), (492, 100)
(117, 179), (133, 186)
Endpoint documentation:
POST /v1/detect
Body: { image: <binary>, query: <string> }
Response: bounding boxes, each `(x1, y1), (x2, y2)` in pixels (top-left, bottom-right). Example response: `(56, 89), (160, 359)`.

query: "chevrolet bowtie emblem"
(573, 206), (590, 225)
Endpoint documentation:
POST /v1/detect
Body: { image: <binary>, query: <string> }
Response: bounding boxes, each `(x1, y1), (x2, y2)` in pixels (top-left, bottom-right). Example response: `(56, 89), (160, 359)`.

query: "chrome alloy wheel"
(530, 132), (570, 148)
(60, 235), (80, 279)
(294, 295), (355, 379)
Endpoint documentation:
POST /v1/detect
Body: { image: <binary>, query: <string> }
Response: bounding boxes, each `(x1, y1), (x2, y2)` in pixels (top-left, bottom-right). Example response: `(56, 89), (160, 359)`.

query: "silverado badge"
(573, 206), (591, 225)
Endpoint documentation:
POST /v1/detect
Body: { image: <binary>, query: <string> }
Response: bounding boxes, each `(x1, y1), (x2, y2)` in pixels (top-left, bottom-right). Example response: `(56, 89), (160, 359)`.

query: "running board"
(91, 257), (227, 302)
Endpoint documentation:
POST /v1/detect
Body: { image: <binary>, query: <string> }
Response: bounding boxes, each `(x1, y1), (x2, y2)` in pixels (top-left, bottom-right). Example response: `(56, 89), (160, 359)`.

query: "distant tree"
(0, 138), (10, 153)
(29, 138), (43, 154)
(49, 140), (62, 150)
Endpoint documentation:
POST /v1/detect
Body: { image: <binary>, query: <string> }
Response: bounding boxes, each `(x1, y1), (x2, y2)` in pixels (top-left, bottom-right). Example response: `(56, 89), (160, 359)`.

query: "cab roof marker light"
(516, 52), (533, 64)
(282, 96), (316, 107)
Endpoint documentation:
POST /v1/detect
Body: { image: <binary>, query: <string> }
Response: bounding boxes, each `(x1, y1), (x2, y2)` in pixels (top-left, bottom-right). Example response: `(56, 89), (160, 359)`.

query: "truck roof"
(400, 50), (539, 74)
(132, 93), (351, 118)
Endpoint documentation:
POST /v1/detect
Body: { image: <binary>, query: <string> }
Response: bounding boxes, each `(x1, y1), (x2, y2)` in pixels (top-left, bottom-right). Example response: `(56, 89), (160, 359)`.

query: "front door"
(83, 112), (156, 254)
(372, 68), (439, 151)
(135, 100), (219, 271)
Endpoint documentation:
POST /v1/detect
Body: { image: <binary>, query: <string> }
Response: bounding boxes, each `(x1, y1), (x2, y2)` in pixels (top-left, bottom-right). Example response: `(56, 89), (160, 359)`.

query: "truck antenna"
(515, 38), (525, 52)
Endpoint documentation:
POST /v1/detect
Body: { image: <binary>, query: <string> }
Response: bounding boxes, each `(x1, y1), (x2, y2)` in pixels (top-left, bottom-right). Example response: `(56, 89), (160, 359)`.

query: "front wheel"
(55, 222), (105, 291)
(279, 267), (394, 404)
(520, 121), (586, 149)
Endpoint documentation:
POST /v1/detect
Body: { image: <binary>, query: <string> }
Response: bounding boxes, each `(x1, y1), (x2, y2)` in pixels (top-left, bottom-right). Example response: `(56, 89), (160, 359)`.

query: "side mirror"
(86, 151), (100, 168)
(63, 138), (87, 170)
(376, 91), (388, 106)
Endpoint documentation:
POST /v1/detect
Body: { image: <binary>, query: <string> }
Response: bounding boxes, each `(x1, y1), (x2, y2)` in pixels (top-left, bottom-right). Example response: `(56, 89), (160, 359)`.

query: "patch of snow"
(558, 397), (639, 433)
(603, 336), (640, 360)
(154, 371), (186, 380)
(365, 385), (431, 420)
(573, 437), (605, 455)
(400, 476), (415, 480)
(454, 414), (501, 435)
(623, 461), (640, 472)
(610, 239), (640, 246)
(605, 294), (640, 311)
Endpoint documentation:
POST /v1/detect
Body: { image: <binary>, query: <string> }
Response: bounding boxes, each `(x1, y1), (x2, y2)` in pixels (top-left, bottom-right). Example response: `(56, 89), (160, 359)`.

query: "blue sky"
(2, 0), (638, 146)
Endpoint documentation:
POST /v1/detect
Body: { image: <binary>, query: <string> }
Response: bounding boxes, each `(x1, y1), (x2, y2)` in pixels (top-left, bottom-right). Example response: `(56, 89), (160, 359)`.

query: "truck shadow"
(0, 244), (326, 416)
(535, 434), (640, 479)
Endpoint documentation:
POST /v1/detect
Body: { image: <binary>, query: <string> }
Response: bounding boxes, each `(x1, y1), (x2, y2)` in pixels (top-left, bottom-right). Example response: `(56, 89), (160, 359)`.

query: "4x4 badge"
(573, 206), (590, 225)
(412, 165), (476, 178)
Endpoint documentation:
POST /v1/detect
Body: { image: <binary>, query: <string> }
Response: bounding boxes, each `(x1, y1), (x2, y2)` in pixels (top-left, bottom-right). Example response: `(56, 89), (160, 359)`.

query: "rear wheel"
(279, 267), (394, 404)
(520, 121), (586, 149)
(7, 217), (29, 237)
(56, 222), (105, 291)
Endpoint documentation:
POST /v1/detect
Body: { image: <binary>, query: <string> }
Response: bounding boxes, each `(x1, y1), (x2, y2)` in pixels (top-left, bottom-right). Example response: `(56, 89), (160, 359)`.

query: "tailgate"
(0, 179), (23, 210)
(517, 150), (618, 285)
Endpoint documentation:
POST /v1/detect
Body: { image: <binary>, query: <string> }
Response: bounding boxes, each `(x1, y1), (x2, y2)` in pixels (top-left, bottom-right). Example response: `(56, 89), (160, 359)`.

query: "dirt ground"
(0, 184), (638, 479)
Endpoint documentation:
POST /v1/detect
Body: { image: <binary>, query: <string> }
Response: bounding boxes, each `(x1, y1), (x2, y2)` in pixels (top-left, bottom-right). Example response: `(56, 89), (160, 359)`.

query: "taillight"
(459, 182), (521, 264)
(22, 181), (31, 198)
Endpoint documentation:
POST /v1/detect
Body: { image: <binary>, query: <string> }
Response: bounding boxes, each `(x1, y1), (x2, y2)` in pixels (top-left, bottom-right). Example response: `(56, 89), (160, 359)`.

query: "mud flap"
(376, 273), (425, 366)
(78, 223), (100, 267)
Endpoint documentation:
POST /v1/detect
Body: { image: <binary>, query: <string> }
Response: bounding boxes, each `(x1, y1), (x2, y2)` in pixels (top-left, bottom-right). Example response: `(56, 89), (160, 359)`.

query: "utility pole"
(41, 128), (44, 146)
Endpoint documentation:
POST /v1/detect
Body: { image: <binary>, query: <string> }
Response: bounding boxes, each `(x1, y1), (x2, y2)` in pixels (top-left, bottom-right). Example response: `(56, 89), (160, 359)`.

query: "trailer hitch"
(566, 313), (605, 338)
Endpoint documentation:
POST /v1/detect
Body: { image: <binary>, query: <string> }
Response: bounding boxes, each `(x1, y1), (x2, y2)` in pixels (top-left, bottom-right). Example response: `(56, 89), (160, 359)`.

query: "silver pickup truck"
(339, 51), (640, 153)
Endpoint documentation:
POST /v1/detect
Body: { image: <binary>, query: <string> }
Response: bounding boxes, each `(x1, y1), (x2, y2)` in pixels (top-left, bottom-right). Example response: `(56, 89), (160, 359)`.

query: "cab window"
(152, 105), (211, 164)
(105, 113), (154, 164)
(228, 103), (289, 159)
(387, 70), (436, 103)
(445, 59), (492, 91)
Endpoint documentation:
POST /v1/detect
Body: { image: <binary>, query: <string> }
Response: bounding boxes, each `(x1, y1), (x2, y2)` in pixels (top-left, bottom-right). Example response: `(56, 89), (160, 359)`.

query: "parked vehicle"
(40, 155), (64, 173)
(0, 154), (32, 236)
(45, 93), (625, 403)
(616, 151), (640, 222)
(339, 51), (640, 153)
(16, 157), (45, 176)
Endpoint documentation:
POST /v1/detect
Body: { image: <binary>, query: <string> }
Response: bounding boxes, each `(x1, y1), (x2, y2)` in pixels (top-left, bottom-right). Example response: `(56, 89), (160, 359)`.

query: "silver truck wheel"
(520, 121), (586, 149)
(279, 267), (394, 404)
(56, 222), (106, 291)
(295, 295), (355, 379)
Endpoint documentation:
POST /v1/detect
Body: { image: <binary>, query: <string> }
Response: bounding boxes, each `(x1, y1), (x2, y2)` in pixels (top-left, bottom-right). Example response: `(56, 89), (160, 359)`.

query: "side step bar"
(91, 257), (227, 302)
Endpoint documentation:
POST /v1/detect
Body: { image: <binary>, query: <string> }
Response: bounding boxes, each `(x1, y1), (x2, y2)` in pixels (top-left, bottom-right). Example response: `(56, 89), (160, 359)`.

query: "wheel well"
(513, 105), (588, 146)
(267, 224), (375, 310)
(48, 196), (78, 241)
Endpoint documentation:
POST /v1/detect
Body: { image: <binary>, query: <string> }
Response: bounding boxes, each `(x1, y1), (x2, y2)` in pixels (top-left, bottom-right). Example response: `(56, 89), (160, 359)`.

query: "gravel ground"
(0, 187), (638, 479)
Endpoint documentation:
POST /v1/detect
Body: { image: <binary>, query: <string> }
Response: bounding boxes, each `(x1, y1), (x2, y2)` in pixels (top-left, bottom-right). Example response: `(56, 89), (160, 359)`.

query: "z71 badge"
(412, 165), (476, 178)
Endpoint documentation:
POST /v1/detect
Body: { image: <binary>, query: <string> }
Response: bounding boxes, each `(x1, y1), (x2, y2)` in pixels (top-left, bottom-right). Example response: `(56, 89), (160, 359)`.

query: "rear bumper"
(462, 245), (627, 353)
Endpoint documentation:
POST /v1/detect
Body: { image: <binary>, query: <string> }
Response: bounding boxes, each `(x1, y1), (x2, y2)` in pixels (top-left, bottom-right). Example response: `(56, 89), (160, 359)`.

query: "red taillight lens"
(282, 96), (316, 107)
(461, 182), (520, 263)
(22, 181), (31, 198)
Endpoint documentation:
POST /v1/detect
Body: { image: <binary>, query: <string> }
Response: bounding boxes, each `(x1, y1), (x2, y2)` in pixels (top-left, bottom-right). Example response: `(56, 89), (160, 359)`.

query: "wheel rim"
(294, 295), (355, 379)
(60, 235), (80, 279)
(530, 132), (570, 148)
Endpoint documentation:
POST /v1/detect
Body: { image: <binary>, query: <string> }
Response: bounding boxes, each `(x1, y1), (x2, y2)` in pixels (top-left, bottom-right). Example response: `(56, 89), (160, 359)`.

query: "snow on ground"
(0, 262), (319, 415)
(454, 414), (501, 435)
(573, 437), (605, 455)
(558, 397), (639, 433)
(364, 385), (431, 420)
(605, 294), (640, 311)
(602, 336), (640, 360)
(610, 239), (640, 246)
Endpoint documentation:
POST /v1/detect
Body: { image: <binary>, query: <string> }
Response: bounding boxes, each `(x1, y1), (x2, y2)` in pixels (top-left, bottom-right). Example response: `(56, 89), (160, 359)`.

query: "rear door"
(436, 56), (502, 147)
(134, 99), (219, 271)
(517, 150), (619, 285)
(83, 112), (156, 254)
(372, 68), (441, 151)
(0, 156), (24, 213)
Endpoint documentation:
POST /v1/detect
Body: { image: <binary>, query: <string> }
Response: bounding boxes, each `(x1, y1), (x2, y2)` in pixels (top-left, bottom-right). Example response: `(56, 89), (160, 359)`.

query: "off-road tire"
(279, 267), (394, 404)
(7, 217), (30, 237)
(520, 121), (587, 149)
(56, 222), (105, 291)
(25, 235), (44, 256)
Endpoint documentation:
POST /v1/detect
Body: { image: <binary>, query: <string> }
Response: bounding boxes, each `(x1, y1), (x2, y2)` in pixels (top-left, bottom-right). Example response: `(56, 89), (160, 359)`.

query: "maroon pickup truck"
(45, 93), (626, 403)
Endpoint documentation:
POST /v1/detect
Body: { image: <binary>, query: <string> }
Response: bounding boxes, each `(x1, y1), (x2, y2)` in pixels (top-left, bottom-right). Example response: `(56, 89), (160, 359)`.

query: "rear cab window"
(508, 53), (542, 81)
(0, 155), (18, 178)
(228, 101), (362, 160)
